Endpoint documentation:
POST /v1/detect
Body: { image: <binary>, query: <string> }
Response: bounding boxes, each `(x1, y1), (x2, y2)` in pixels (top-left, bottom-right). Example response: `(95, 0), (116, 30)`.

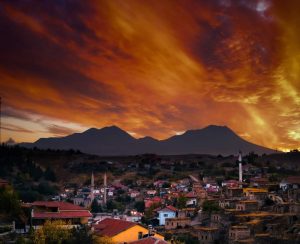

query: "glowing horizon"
(0, 0), (299, 151)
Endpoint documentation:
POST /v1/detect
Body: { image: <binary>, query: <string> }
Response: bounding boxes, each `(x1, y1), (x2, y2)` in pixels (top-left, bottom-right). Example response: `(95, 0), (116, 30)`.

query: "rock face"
(20, 125), (276, 156)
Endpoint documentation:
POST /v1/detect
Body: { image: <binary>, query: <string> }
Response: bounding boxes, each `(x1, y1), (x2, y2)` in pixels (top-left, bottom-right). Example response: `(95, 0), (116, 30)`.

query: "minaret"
(91, 172), (95, 202)
(238, 151), (243, 183)
(103, 172), (107, 205)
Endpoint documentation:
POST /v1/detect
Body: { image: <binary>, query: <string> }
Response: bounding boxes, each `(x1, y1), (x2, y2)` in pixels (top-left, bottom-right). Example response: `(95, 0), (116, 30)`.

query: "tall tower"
(103, 172), (107, 205)
(238, 151), (243, 183)
(90, 172), (95, 202)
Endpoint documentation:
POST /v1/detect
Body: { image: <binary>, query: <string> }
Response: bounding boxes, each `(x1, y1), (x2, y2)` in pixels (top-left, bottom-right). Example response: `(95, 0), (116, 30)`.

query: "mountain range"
(20, 125), (277, 156)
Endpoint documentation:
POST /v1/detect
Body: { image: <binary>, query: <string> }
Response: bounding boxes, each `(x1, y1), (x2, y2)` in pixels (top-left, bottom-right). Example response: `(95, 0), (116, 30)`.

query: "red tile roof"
(31, 201), (85, 210)
(32, 211), (92, 219)
(130, 237), (168, 244)
(157, 205), (177, 212)
(185, 192), (197, 198)
(93, 218), (138, 237)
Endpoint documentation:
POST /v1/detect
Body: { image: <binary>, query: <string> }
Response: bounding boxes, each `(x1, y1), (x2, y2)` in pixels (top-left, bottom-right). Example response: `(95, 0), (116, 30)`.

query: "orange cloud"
(0, 0), (299, 151)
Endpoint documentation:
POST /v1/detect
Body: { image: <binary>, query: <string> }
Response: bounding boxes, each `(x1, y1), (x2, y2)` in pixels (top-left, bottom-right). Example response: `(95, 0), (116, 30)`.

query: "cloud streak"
(0, 0), (299, 151)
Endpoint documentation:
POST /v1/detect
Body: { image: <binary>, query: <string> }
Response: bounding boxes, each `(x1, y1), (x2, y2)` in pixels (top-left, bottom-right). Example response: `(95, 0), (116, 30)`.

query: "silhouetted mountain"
(20, 125), (277, 156)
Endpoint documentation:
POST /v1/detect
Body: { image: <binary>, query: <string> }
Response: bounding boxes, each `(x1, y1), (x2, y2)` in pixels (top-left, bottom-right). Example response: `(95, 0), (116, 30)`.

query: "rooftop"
(31, 201), (86, 211)
(32, 211), (92, 219)
(129, 237), (168, 244)
(93, 218), (137, 237)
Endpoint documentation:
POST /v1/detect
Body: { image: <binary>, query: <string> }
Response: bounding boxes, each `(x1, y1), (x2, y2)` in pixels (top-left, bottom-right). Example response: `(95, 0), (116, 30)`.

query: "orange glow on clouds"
(0, 0), (299, 151)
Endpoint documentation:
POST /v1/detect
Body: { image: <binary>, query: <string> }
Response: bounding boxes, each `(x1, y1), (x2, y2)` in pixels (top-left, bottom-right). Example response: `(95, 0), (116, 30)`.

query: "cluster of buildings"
(9, 153), (300, 243)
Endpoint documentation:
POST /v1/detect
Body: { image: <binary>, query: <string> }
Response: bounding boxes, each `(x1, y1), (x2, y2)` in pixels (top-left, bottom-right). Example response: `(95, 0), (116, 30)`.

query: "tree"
(68, 226), (93, 244)
(134, 201), (145, 213)
(37, 182), (57, 195)
(32, 220), (72, 244)
(91, 199), (102, 213)
(0, 186), (21, 220)
(44, 167), (56, 182)
(176, 195), (187, 209)
(202, 200), (220, 213)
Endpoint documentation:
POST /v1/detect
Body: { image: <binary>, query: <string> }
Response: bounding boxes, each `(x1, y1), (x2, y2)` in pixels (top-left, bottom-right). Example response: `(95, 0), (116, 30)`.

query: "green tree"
(134, 201), (145, 213)
(202, 200), (220, 213)
(67, 226), (93, 244)
(176, 195), (187, 209)
(32, 220), (72, 244)
(0, 186), (21, 220)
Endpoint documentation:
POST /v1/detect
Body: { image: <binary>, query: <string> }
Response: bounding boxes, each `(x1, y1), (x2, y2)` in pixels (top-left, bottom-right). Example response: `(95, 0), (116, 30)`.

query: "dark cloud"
(0, 0), (299, 150)
(47, 124), (76, 136)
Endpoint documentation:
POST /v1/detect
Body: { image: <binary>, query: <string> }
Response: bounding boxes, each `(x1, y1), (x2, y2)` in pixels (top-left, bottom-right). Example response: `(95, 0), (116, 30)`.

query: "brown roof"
(157, 205), (177, 212)
(130, 237), (168, 244)
(93, 218), (138, 237)
(194, 226), (218, 231)
(32, 211), (92, 219)
(31, 201), (86, 210)
(286, 176), (300, 184)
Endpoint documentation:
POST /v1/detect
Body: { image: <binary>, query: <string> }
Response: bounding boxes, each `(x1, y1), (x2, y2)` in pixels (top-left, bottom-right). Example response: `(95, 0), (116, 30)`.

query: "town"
(0, 146), (299, 243)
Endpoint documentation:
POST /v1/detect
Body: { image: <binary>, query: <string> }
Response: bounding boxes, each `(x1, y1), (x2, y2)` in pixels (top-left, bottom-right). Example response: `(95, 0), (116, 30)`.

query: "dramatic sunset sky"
(0, 0), (299, 151)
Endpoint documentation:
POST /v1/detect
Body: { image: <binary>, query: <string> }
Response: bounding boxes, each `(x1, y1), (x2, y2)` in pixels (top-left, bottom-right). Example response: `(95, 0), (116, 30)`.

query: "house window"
(138, 232), (143, 239)
(164, 214), (168, 217)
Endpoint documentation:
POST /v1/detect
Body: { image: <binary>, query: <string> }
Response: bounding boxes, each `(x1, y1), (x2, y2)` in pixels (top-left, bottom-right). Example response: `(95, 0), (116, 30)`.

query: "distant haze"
(20, 125), (277, 156)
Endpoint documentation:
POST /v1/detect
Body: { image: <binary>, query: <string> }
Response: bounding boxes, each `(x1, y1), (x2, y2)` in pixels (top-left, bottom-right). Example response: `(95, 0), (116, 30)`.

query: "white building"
(157, 205), (177, 226)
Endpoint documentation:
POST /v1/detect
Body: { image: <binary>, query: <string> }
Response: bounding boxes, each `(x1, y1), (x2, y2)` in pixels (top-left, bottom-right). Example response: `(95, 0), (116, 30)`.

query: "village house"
(165, 217), (191, 230)
(125, 210), (143, 223)
(192, 183), (208, 199)
(236, 200), (259, 211)
(129, 190), (140, 198)
(156, 205), (177, 226)
(146, 190), (157, 197)
(280, 176), (300, 191)
(185, 191), (198, 207)
(145, 196), (162, 209)
(219, 199), (231, 209)
(194, 226), (219, 243)
(229, 225), (251, 242)
(210, 213), (221, 227)
(243, 188), (268, 201)
(222, 179), (240, 188)
(250, 177), (269, 188)
(225, 187), (243, 199)
(93, 218), (164, 243)
(27, 201), (92, 229)
(153, 180), (168, 188)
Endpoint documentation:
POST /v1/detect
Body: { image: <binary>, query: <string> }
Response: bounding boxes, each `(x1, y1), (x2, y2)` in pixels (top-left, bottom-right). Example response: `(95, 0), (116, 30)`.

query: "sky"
(0, 0), (299, 151)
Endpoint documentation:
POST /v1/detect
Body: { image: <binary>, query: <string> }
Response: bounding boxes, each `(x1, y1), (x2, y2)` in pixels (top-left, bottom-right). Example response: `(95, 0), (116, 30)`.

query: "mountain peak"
(204, 124), (230, 130)
(100, 125), (129, 134)
(22, 124), (276, 156)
